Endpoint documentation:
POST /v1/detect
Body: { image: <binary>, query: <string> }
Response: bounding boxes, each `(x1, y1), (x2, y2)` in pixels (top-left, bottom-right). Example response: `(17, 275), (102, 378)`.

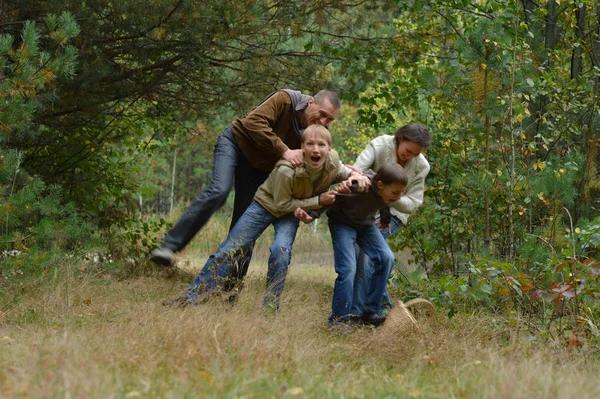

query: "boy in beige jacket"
(166, 125), (368, 310)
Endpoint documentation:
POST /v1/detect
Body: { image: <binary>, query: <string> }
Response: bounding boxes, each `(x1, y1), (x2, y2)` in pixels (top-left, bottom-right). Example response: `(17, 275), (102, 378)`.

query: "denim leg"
(262, 214), (300, 310)
(162, 127), (240, 252)
(185, 201), (276, 301)
(355, 224), (396, 316)
(328, 222), (358, 323)
(223, 151), (271, 291)
(351, 216), (403, 315)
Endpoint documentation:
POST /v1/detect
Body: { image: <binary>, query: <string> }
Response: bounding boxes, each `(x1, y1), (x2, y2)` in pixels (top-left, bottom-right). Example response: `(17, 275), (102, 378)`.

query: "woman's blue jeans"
(351, 216), (403, 316)
(328, 221), (395, 323)
(185, 201), (299, 309)
(161, 126), (270, 288)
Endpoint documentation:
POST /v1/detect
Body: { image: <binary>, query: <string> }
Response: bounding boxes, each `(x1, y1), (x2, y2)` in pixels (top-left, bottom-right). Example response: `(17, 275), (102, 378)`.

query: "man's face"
(301, 132), (331, 169)
(396, 139), (425, 164)
(302, 97), (339, 128)
(376, 181), (405, 204)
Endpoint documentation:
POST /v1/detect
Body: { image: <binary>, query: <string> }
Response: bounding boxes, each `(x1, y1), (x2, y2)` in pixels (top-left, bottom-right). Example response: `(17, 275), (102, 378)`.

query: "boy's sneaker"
(361, 313), (387, 327)
(162, 296), (190, 307)
(150, 247), (175, 267)
(328, 322), (354, 334)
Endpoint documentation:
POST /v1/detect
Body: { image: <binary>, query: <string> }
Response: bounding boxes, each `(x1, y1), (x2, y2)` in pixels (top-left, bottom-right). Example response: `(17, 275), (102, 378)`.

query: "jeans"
(351, 216), (403, 316)
(161, 126), (270, 289)
(328, 221), (395, 323)
(185, 201), (299, 309)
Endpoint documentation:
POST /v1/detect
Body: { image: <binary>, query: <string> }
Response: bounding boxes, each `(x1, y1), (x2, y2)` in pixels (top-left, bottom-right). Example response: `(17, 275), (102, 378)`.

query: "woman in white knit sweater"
(351, 123), (432, 319)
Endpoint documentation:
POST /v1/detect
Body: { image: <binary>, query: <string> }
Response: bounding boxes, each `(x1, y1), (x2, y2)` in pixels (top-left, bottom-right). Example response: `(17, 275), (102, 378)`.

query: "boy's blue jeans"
(185, 200), (299, 309)
(328, 221), (395, 324)
(162, 127), (270, 288)
(351, 216), (403, 316)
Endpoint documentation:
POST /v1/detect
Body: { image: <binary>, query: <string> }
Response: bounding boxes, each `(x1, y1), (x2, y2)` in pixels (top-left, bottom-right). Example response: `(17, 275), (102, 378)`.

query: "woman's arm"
(390, 160), (430, 215)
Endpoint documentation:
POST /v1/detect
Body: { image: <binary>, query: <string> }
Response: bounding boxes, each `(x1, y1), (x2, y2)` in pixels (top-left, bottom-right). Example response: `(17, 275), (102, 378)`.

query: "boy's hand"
(319, 190), (338, 206)
(375, 221), (392, 234)
(282, 149), (303, 166)
(294, 207), (313, 223)
(348, 172), (371, 192)
(337, 179), (353, 193)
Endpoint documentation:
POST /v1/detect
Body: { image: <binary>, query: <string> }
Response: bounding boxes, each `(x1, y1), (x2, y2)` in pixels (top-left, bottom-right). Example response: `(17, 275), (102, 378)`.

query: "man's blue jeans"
(185, 201), (300, 309)
(351, 216), (402, 316)
(161, 126), (270, 288)
(328, 221), (395, 323)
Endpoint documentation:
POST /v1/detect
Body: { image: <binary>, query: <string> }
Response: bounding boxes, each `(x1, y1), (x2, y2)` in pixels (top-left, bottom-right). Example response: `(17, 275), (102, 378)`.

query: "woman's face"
(396, 138), (425, 164)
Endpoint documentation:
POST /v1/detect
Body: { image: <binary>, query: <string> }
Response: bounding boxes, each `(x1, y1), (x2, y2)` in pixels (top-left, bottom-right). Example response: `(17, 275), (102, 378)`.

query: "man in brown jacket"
(151, 89), (341, 288)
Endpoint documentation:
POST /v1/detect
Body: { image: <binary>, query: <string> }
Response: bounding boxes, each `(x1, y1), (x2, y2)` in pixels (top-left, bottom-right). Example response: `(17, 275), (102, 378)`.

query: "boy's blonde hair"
(302, 124), (332, 146)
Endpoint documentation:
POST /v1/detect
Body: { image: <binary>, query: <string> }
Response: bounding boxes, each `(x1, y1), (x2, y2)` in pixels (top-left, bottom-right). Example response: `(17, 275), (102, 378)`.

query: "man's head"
(301, 125), (332, 169)
(301, 90), (341, 128)
(374, 163), (408, 204)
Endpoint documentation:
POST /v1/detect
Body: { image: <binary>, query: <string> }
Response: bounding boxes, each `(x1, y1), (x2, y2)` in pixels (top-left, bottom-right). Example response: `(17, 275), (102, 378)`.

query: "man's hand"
(282, 149), (304, 166)
(319, 190), (338, 206)
(294, 207), (313, 223)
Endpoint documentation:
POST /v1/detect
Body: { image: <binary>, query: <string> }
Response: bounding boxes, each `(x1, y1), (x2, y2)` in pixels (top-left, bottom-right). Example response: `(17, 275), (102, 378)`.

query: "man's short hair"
(313, 90), (341, 110)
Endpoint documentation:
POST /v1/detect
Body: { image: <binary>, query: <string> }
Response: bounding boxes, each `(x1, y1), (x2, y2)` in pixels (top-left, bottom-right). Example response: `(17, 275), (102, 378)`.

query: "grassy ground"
(1, 220), (600, 398)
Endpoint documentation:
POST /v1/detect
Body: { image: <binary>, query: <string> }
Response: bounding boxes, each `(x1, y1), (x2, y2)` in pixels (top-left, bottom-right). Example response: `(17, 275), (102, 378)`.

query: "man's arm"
(241, 92), (295, 158)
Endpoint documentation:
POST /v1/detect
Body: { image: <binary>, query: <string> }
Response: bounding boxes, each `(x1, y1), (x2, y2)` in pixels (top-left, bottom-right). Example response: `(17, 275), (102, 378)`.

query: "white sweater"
(353, 135), (430, 225)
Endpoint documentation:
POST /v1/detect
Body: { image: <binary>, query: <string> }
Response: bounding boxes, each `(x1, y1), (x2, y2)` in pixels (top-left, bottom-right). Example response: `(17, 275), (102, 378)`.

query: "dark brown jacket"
(232, 90), (310, 171)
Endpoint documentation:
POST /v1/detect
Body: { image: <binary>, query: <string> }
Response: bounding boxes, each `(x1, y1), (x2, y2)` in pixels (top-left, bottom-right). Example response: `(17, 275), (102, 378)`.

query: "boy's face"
(376, 181), (405, 203)
(301, 133), (331, 168)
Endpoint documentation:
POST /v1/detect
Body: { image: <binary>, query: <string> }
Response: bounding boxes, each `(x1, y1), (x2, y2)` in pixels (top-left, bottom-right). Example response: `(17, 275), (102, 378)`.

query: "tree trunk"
(170, 151), (177, 218)
(576, 4), (600, 217)
(570, 5), (586, 79)
(545, 0), (558, 59)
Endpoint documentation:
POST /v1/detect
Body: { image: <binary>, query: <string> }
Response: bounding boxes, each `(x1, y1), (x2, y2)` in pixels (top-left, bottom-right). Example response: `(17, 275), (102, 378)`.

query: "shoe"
(162, 296), (190, 307)
(361, 313), (386, 327)
(328, 322), (354, 334)
(150, 247), (175, 267)
(348, 315), (364, 326)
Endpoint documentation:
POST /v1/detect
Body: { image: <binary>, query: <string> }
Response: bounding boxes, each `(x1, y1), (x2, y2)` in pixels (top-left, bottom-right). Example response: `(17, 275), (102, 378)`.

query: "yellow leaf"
(575, 228), (581, 234)
(543, 144), (548, 150)
(524, 108), (531, 116)
(516, 113), (523, 122)
(521, 133), (526, 139)
(288, 387), (304, 396)
(496, 170), (503, 177)
(152, 100), (158, 105)
(481, 63), (487, 70)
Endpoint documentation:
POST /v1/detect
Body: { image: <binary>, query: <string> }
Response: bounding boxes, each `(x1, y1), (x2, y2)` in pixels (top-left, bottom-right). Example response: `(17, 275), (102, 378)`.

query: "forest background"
(1, 0), (600, 397)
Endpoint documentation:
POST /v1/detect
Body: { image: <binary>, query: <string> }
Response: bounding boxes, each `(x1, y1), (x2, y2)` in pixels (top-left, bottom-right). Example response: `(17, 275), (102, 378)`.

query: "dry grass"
(2, 221), (600, 398)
